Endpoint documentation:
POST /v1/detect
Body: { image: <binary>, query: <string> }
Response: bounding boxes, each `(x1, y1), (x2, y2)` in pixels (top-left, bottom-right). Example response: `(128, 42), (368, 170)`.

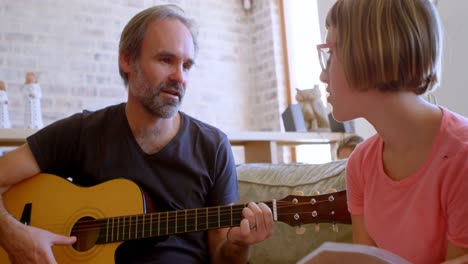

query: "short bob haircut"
(118, 5), (198, 86)
(326, 0), (442, 95)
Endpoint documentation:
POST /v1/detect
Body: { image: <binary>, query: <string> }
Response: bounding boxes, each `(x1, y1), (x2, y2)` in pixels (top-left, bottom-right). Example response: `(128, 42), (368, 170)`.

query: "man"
(0, 5), (273, 263)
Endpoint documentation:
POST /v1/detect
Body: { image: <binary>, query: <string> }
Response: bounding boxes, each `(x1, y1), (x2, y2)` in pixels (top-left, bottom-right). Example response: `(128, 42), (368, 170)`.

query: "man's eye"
(160, 58), (172, 64)
(183, 62), (193, 71)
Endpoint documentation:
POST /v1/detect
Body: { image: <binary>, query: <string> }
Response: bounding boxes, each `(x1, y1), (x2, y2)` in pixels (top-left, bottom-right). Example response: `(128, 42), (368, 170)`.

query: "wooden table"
(228, 131), (350, 163)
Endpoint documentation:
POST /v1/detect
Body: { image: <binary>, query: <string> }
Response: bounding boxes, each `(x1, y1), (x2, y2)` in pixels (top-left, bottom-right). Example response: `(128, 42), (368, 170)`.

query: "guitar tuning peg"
(311, 191), (320, 195)
(314, 223), (320, 232)
(332, 223), (339, 233)
(295, 225), (306, 235)
(293, 190), (304, 196)
(325, 188), (338, 193)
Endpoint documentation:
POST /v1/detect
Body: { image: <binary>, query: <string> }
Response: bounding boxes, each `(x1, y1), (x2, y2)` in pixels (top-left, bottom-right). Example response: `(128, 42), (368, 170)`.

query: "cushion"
(236, 160), (352, 264)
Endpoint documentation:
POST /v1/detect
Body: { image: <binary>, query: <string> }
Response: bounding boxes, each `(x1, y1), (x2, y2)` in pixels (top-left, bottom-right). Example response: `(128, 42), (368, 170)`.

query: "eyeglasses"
(317, 43), (335, 71)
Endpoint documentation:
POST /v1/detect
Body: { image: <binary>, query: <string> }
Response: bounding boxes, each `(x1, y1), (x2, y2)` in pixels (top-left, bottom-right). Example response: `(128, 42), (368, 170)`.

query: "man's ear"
(119, 52), (132, 74)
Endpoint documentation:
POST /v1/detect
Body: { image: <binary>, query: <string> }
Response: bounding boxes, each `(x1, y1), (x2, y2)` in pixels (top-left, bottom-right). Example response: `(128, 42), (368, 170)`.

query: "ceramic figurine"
(0, 81), (11, 128)
(0, 81), (12, 129)
(24, 72), (44, 129)
(295, 85), (330, 131)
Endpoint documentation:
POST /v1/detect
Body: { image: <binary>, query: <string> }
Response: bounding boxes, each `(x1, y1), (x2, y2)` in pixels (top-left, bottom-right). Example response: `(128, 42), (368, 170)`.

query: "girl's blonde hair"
(326, 0), (442, 95)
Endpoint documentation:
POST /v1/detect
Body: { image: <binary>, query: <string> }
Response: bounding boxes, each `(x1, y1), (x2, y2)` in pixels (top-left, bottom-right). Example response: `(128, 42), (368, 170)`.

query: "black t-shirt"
(27, 103), (239, 263)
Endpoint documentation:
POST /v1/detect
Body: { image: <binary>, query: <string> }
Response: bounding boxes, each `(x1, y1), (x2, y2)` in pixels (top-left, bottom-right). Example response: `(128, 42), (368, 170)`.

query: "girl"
(318, 0), (468, 263)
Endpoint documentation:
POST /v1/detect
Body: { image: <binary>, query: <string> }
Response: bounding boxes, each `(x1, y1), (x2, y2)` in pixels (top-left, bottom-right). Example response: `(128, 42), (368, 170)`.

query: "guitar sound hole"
(71, 216), (99, 252)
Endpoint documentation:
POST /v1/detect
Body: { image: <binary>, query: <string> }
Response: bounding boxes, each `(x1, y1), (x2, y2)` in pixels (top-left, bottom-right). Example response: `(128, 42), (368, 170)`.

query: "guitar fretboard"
(88, 202), (273, 244)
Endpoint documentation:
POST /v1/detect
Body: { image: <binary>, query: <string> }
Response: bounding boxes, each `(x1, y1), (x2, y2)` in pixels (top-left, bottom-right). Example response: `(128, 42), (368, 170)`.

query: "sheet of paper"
(297, 242), (411, 264)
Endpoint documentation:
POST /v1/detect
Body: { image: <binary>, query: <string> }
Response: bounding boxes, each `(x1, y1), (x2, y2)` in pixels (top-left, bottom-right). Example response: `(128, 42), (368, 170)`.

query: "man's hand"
(0, 213), (76, 264)
(226, 202), (274, 246)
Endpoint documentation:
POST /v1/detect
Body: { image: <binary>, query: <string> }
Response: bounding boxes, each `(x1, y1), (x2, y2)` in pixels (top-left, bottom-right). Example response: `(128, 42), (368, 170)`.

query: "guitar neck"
(90, 202), (273, 244)
(71, 190), (350, 245)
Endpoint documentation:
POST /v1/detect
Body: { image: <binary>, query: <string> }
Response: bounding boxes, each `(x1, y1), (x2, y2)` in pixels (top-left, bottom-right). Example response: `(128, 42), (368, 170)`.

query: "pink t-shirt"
(347, 107), (468, 264)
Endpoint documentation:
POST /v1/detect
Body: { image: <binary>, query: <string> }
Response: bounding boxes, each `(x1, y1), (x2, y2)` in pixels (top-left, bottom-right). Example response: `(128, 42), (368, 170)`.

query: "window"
(282, 0), (332, 163)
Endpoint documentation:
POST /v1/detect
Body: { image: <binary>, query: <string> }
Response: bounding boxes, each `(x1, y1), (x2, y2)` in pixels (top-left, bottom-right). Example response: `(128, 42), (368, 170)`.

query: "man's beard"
(131, 67), (185, 119)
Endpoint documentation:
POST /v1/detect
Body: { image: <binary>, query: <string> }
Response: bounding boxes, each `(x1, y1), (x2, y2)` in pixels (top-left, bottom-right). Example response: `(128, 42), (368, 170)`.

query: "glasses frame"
(317, 43), (335, 71)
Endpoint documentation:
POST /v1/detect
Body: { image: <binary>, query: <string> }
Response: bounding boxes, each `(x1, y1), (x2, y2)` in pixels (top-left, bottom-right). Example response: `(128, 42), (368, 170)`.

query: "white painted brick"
(0, 0), (289, 162)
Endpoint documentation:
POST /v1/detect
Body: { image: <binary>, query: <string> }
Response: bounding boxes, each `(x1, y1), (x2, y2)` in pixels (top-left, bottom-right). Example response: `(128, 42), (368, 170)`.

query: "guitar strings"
(38, 199), (339, 235)
(45, 201), (335, 233)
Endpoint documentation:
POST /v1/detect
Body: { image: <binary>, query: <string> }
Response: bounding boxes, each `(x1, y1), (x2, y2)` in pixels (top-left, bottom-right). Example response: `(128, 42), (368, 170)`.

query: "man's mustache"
(156, 83), (185, 99)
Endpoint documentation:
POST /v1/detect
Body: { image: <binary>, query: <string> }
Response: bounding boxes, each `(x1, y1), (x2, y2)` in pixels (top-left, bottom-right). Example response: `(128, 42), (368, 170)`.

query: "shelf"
(0, 129), (38, 146)
(0, 129), (351, 163)
(228, 131), (348, 145)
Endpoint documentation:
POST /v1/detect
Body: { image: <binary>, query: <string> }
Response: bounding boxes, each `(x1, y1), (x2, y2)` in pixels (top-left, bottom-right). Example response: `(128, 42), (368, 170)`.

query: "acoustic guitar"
(0, 173), (351, 263)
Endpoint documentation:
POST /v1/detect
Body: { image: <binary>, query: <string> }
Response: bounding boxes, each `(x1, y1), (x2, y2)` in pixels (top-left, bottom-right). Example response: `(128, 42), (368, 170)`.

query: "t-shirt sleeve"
(206, 135), (239, 206)
(443, 146), (468, 247)
(27, 113), (82, 174)
(346, 140), (367, 216)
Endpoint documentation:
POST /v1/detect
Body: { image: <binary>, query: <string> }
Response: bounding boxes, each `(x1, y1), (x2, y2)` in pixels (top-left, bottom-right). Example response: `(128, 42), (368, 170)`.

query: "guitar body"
(0, 173), (148, 264)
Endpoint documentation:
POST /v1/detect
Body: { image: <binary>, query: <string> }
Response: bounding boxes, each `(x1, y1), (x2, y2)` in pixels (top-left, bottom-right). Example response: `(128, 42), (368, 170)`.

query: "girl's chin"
(330, 110), (348, 123)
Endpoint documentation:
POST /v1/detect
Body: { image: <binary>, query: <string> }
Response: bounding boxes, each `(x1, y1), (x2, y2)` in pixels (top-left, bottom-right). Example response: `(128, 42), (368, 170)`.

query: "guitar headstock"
(275, 190), (351, 226)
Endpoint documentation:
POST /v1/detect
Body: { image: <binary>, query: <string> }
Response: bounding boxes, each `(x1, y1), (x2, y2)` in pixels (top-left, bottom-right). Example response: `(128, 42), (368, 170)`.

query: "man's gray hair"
(118, 4), (198, 86)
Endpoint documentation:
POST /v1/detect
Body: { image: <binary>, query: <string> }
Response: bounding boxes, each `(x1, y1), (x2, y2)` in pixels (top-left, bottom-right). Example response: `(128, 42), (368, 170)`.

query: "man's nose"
(169, 64), (185, 85)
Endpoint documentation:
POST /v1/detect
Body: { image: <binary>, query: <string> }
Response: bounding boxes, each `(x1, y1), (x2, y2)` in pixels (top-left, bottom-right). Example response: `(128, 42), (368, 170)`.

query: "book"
(297, 242), (411, 264)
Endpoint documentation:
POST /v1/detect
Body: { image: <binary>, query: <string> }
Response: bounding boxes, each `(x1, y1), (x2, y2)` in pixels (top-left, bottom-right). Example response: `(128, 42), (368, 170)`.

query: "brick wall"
(247, 0), (288, 132)
(0, 0), (287, 130)
(0, 0), (288, 161)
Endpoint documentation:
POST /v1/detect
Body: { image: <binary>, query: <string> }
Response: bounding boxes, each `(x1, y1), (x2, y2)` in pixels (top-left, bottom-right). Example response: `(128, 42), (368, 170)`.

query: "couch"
(236, 159), (353, 264)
